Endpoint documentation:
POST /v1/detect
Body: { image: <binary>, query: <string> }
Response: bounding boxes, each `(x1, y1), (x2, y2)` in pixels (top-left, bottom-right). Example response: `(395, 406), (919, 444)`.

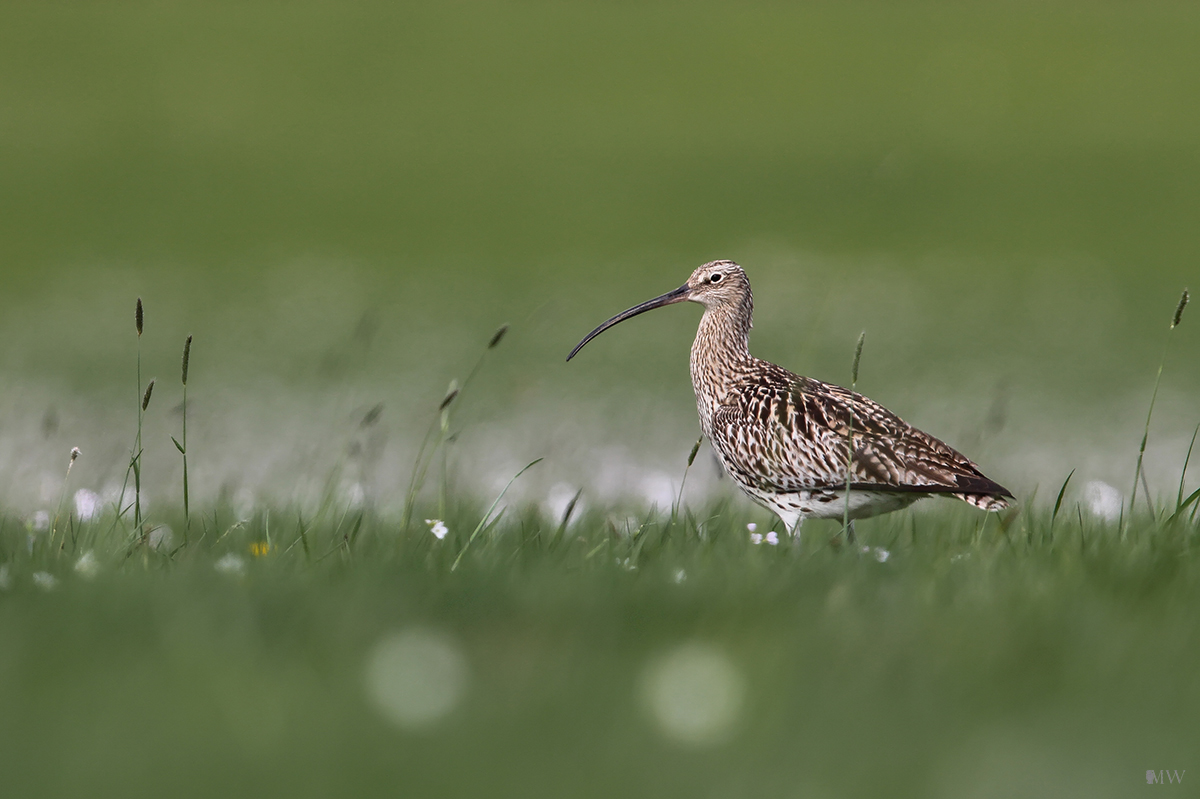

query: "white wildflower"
(74, 551), (100, 579)
(746, 522), (757, 532)
(32, 571), (58, 591)
(73, 489), (101, 522)
(750, 533), (764, 545)
(873, 547), (890, 563)
(425, 519), (449, 540)
(765, 531), (779, 546)
(30, 511), (50, 532)
(214, 553), (246, 576)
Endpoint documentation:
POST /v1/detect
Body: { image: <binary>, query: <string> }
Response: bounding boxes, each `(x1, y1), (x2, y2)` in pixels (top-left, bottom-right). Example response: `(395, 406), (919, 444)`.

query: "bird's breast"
(689, 314), (753, 436)
(689, 358), (731, 439)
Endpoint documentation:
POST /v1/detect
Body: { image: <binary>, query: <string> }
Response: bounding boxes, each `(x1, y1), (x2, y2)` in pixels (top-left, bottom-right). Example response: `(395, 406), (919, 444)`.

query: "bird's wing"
(710, 370), (1011, 497)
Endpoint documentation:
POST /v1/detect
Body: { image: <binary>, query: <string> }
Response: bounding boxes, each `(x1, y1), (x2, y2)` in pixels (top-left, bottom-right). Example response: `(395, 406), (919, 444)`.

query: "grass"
(1, 494), (1198, 798)
(1130, 290), (1190, 519)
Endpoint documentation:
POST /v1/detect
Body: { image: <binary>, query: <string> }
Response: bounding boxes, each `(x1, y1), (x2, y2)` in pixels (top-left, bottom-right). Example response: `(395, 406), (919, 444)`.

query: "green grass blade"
(1052, 469), (1075, 523)
(452, 457), (543, 570)
(1177, 423), (1199, 512)
(1166, 487), (1200, 525)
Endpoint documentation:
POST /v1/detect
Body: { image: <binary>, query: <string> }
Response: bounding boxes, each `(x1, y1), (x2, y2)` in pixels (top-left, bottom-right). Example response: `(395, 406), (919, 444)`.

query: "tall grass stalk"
(1129, 289), (1188, 524)
(137, 380), (156, 546)
(172, 335), (193, 543)
(49, 447), (80, 552)
(670, 436), (704, 531)
(438, 385), (454, 521)
(843, 331), (865, 541)
(134, 298), (144, 536)
(401, 324), (509, 532)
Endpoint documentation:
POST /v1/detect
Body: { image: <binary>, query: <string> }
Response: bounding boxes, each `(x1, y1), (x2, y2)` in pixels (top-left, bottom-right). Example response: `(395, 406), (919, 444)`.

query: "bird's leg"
(846, 521), (857, 545)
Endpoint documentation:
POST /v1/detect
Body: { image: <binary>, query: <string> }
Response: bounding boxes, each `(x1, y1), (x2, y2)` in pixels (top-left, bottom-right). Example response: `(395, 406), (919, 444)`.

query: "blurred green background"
(2, 3), (1200, 797)
(1, 0), (1197, 514)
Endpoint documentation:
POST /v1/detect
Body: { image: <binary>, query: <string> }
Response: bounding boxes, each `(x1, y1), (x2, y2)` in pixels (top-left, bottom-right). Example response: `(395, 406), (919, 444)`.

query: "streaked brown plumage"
(568, 260), (1012, 535)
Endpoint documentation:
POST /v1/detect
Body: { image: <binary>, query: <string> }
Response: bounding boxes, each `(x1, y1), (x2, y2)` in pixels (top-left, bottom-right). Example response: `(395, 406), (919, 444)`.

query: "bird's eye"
(709, 273), (723, 283)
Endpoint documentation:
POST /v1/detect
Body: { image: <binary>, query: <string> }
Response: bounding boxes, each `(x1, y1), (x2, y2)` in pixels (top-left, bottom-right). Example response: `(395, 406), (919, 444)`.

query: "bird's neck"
(690, 298), (753, 427)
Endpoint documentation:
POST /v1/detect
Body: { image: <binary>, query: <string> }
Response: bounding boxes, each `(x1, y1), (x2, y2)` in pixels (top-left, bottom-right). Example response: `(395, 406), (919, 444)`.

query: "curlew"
(567, 260), (1012, 537)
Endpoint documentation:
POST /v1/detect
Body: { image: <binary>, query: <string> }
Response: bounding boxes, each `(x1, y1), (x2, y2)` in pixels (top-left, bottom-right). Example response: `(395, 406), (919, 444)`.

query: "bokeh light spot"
(641, 642), (745, 746)
(364, 628), (468, 730)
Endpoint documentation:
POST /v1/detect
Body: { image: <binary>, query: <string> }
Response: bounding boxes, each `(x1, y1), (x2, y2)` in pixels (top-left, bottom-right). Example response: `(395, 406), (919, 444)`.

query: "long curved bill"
(567, 283), (691, 361)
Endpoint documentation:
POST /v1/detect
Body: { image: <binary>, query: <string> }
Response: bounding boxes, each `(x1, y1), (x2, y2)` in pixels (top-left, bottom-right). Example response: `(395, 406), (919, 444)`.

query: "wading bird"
(567, 261), (1011, 537)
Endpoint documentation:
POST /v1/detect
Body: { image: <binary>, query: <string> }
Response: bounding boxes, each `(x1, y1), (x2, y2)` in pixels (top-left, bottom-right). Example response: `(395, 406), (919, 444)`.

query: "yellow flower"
(249, 541), (273, 557)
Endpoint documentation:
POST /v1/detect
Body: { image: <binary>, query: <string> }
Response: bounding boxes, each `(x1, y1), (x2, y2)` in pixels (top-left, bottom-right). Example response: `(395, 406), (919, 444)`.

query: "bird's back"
(703, 357), (1012, 507)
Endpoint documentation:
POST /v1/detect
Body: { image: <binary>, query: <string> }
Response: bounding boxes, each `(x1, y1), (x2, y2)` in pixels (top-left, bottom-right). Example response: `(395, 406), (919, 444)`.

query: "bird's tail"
(953, 492), (1012, 512)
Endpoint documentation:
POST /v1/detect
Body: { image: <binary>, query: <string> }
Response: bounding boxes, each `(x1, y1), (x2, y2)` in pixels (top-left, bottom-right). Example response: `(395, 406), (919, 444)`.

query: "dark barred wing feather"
(709, 365), (1012, 501)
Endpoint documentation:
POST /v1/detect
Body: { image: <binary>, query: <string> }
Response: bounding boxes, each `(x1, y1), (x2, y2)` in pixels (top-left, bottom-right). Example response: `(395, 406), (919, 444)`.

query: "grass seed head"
(181, 335), (192, 385)
(70, 446), (81, 463)
(136, 297), (144, 337)
(439, 381), (460, 411)
(1172, 289), (1189, 329)
(142, 378), (156, 411)
(361, 403), (384, 427)
(851, 331), (865, 384)
(488, 324), (510, 349)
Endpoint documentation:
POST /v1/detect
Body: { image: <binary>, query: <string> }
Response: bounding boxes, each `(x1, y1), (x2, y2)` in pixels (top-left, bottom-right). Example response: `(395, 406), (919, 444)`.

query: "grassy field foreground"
(1, 495), (1198, 798)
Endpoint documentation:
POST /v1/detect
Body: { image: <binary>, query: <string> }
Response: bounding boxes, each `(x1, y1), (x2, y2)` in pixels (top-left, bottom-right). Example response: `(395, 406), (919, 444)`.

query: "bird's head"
(683, 260), (749, 310)
(567, 260), (749, 361)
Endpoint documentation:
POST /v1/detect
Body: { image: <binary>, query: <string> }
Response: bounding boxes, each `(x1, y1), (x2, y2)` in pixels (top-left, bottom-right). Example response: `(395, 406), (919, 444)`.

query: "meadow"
(2, 291), (1197, 797)
(2, 469), (1199, 797)
(2, 1), (1199, 796)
